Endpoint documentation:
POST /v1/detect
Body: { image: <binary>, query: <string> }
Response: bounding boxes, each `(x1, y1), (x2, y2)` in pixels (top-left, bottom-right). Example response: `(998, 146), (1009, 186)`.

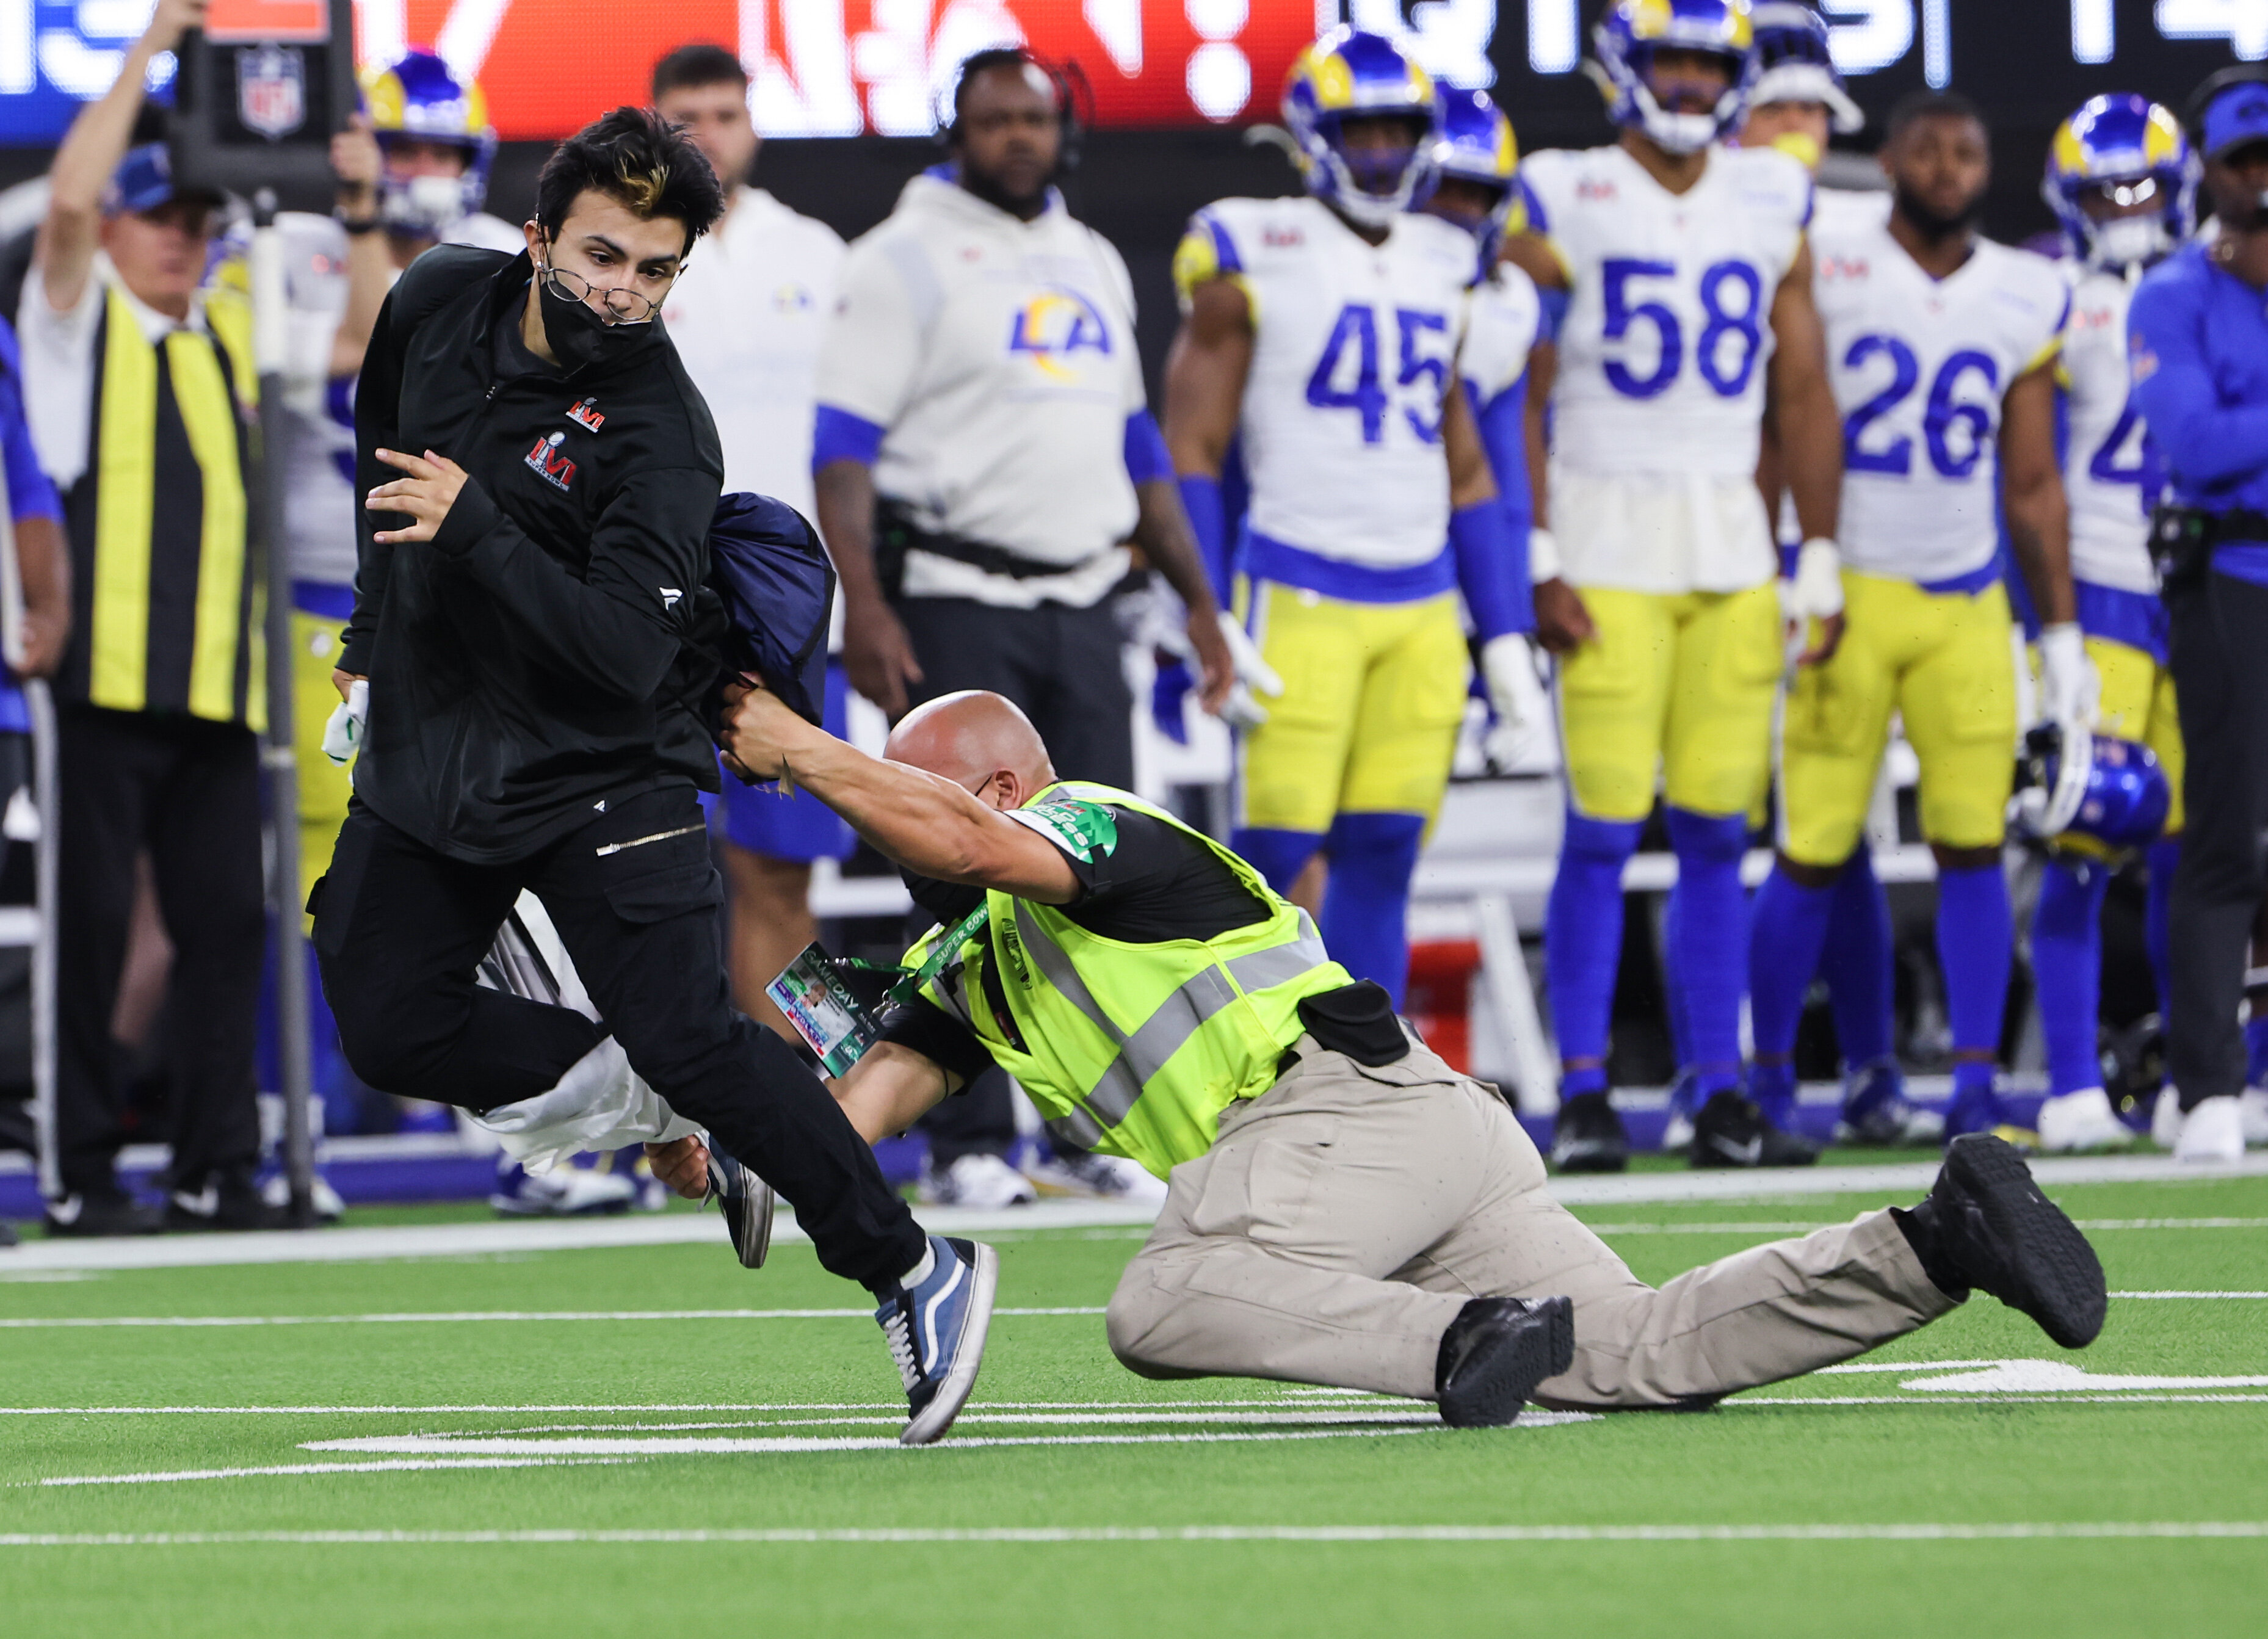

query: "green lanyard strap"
(877, 903), (992, 1007)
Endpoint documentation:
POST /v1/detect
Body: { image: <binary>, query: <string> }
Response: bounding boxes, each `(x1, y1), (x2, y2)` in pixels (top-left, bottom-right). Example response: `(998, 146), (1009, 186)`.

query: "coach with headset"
(2128, 67), (2268, 1164)
(811, 46), (1236, 1206)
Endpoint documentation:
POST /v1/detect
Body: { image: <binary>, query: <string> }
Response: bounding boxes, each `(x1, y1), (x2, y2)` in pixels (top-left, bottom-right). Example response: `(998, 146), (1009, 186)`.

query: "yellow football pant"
(1781, 571), (2016, 867)
(1556, 582), (1783, 822)
(1234, 582), (1469, 834)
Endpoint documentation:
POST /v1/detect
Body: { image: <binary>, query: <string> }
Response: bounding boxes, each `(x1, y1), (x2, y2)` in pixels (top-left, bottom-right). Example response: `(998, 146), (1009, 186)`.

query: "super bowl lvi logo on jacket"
(525, 430), (577, 493)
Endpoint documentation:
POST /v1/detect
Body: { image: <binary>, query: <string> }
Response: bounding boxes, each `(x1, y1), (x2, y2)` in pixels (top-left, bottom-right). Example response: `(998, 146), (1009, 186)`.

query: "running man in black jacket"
(313, 109), (995, 1444)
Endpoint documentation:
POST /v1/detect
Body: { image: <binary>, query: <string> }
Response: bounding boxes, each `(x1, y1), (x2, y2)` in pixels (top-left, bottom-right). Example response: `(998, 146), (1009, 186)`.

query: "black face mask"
(900, 867), (985, 929)
(533, 264), (654, 375)
(1893, 181), (1982, 242)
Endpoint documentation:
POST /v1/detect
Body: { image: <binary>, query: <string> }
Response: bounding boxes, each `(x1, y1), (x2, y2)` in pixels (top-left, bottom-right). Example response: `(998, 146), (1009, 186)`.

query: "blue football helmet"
(1424, 85), (1521, 276)
(1282, 28), (1442, 230)
(1748, 2), (1860, 135)
(2013, 724), (2172, 855)
(361, 51), (498, 239)
(1589, 0), (1759, 157)
(2044, 94), (2198, 273)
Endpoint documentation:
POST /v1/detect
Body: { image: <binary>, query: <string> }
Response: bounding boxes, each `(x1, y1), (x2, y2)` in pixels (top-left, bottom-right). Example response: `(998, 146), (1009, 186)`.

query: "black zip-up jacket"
(342, 247), (726, 863)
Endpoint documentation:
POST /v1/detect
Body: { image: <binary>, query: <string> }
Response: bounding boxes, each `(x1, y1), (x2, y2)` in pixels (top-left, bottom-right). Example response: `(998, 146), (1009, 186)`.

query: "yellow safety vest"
(65, 280), (263, 729)
(907, 783), (1350, 1177)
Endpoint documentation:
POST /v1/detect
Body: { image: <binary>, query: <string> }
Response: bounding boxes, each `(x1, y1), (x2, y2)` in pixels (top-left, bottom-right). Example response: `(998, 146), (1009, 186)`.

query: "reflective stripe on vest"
(85, 283), (259, 726)
(912, 781), (1350, 1176)
(1010, 897), (1331, 1127)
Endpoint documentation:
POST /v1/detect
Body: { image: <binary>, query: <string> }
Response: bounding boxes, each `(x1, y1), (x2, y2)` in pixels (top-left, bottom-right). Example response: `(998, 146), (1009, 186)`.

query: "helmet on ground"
(1588, 0), (1759, 156)
(2012, 723), (2172, 856)
(2044, 93), (2197, 272)
(1282, 28), (1442, 231)
(1748, 2), (1860, 135)
(361, 50), (499, 239)
(1425, 84), (1521, 274)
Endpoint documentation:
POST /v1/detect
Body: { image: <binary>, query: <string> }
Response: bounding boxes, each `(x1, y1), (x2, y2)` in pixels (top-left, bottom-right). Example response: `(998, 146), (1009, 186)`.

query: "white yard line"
(38, 1458), (631, 1486)
(1, 1521), (2261, 1545)
(0, 1308), (1106, 1329)
(5, 1153), (2261, 1273)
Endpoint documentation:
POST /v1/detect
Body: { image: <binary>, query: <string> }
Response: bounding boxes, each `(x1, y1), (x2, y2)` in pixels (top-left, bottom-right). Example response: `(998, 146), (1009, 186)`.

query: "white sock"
(899, 1242), (937, 1290)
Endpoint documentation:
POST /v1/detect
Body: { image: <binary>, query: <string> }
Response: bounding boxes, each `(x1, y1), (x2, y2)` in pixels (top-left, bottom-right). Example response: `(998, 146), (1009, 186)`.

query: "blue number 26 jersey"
(1519, 143), (1813, 480)
(1813, 214), (2068, 586)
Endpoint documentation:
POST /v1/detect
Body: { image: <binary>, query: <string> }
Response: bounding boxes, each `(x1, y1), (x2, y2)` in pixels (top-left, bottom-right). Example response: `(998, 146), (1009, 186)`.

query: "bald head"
(885, 690), (1057, 808)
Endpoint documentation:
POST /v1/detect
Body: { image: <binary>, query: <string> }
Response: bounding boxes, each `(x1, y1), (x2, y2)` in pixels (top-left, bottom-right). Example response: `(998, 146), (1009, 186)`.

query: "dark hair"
(651, 42), (748, 101)
(948, 46), (1062, 134)
(535, 106), (725, 252)
(1886, 88), (1986, 142)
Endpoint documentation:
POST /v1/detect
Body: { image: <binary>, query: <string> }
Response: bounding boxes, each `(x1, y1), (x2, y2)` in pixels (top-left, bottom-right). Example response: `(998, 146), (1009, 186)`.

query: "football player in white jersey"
(1162, 29), (1517, 1007)
(2026, 95), (2197, 1152)
(1729, 2), (1918, 1148)
(1421, 87), (1551, 772)
(1749, 90), (2093, 1148)
(1505, 0), (1845, 1171)
(650, 43), (853, 1051)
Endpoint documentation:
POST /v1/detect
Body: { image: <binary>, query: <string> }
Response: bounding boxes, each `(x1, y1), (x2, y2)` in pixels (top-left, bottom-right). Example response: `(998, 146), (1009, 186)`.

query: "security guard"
(2128, 68), (2268, 1163)
(16, 0), (268, 1236)
(687, 685), (2111, 1418)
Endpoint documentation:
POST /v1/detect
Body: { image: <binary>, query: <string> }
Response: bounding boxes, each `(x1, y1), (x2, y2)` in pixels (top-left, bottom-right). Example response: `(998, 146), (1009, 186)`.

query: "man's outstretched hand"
(645, 1135), (710, 1201)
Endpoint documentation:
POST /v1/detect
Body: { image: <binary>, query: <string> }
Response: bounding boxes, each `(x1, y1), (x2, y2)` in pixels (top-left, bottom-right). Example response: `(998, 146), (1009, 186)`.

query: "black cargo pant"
(314, 786), (926, 1290)
(2164, 564), (2268, 1109)
(56, 704), (264, 1199)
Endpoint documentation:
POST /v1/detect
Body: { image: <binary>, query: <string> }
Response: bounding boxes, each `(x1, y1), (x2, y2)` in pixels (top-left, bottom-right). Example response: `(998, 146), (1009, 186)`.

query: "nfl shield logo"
(236, 45), (306, 140)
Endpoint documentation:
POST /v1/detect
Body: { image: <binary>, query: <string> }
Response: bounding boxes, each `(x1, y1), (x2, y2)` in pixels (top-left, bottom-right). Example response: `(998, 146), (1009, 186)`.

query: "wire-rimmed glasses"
(537, 259), (672, 326)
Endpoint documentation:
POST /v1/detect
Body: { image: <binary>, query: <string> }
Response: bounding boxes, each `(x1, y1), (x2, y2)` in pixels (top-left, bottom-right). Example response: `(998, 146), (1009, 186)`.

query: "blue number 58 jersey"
(1174, 196), (1474, 570)
(1519, 143), (1812, 480)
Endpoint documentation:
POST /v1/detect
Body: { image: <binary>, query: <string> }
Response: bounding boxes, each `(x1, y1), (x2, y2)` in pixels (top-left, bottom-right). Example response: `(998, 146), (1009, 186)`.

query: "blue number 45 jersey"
(1519, 143), (1813, 481)
(1174, 195), (1475, 573)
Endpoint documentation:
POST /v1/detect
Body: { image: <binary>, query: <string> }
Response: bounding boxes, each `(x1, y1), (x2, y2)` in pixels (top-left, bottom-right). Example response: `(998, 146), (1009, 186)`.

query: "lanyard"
(885, 902), (993, 1005)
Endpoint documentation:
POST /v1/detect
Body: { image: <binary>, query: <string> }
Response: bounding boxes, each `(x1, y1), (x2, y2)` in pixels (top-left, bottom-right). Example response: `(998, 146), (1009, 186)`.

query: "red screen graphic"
(371, 1), (1325, 141)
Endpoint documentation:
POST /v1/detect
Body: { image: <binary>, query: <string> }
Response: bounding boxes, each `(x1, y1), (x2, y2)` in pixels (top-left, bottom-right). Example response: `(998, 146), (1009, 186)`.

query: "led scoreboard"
(2, 1), (2261, 143)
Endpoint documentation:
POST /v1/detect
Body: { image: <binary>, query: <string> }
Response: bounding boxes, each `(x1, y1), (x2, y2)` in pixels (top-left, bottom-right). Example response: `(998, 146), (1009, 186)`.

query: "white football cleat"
(2151, 1086), (2183, 1149)
(490, 1159), (637, 1217)
(2173, 1095), (2245, 1165)
(1026, 1149), (1168, 1207)
(2034, 1088), (2136, 1153)
(918, 1152), (1038, 1210)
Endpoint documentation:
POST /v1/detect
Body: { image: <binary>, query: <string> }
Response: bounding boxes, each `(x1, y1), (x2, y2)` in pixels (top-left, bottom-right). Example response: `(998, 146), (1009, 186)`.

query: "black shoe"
(43, 1192), (162, 1237)
(164, 1172), (284, 1232)
(0, 1218), (17, 1247)
(1435, 1296), (1576, 1427)
(1550, 1091), (1629, 1173)
(1690, 1091), (1820, 1169)
(705, 1140), (775, 1270)
(1908, 1134), (2106, 1348)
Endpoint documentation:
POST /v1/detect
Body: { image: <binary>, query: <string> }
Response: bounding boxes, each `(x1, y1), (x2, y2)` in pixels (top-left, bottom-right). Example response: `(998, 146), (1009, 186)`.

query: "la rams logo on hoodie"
(1007, 288), (1113, 382)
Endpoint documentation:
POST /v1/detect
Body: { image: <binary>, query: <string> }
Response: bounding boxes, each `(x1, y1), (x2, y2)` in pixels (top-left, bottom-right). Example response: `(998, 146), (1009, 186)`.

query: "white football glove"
(1480, 634), (1551, 770)
(1778, 537), (1845, 668)
(1215, 610), (1284, 729)
(2037, 621), (2100, 728)
(321, 677), (368, 767)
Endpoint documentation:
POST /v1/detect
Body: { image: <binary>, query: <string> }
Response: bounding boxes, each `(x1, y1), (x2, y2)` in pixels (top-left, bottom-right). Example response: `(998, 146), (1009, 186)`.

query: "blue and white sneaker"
(1837, 1058), (1944, 1148)
(490, 1158), (636, 1217)
(876, 1235), (998, 1446)
(1943, 1071), (2034, 1149)
(705, 1141), (775, 1270)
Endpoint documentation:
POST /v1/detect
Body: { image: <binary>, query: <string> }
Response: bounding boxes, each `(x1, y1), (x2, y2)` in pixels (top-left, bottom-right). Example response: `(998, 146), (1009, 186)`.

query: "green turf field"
(3, 1170), (2264, 1637)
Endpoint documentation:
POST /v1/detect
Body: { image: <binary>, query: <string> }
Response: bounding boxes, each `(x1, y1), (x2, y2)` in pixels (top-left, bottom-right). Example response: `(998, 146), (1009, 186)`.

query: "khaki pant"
(1106, 1036), (1958, 1409)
